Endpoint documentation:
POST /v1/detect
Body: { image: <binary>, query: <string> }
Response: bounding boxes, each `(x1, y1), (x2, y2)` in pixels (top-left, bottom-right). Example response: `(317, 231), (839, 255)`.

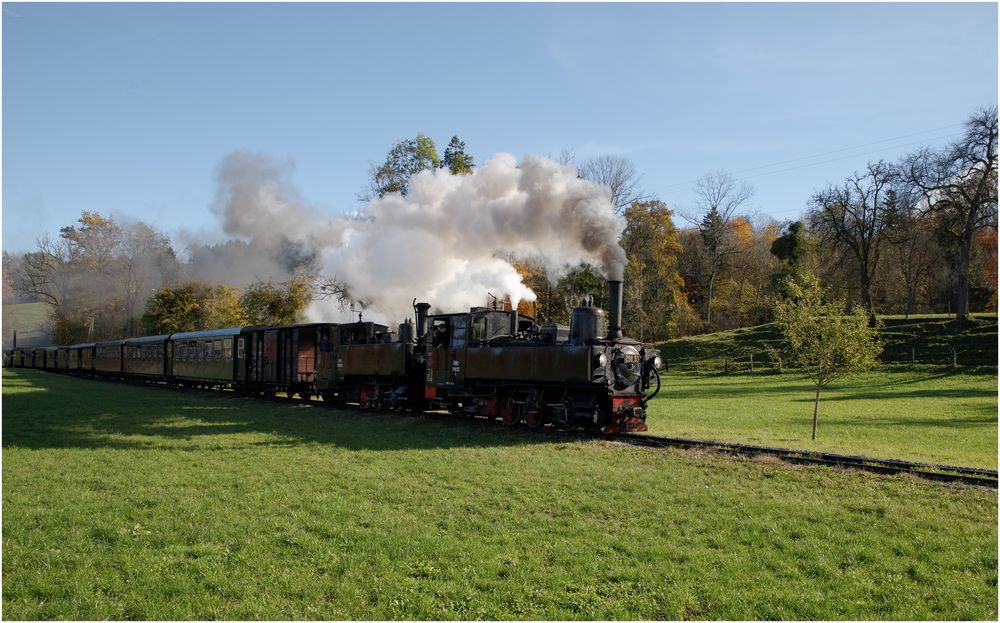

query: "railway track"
(38, 371), (1000, 489)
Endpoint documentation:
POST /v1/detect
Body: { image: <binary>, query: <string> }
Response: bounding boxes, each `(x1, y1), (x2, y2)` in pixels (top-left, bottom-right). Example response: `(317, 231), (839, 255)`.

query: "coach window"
(237, 338), (245, 359)
(223, 340), (232, 359)
(213, 340), (222, 358)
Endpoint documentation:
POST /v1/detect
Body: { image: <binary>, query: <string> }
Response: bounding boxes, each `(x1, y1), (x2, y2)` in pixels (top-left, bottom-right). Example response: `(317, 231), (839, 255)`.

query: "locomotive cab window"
(431, 319), (450, 347)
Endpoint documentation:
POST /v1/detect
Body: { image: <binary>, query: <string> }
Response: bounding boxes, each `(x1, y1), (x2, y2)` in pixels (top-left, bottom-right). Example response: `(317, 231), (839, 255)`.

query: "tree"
(774, 275), (882, 440)
(442, 135), (474, 175)
(364, 133), (441, 199)
(59, 211), (122, 274)
(770, 221), (806, 266)
(807, 160), (897, 321)
(903, 107), (998, 320)
(118, 221), (176, 337)
(886, 202), (938, 316)
(240, 275), (313, 326)
(142, 283), (246, 334)
(578, 155), (645, 215)
(620, 199), (686, 341)
(691, 170), (755, 325)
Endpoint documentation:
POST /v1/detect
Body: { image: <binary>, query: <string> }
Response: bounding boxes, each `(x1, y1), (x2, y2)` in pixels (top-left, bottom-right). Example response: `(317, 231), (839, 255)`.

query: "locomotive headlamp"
(595, 353), (608, 367)
(653, 355), (663, 370)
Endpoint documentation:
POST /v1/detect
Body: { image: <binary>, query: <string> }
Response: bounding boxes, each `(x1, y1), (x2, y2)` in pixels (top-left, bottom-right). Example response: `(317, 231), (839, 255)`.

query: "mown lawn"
(645, 367), (998, 469)
(3, 369), (997, 620)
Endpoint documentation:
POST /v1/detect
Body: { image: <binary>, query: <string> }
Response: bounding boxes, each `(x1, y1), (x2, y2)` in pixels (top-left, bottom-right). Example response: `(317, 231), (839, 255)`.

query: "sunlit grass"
(3, 369), (997, 620)
(645, 367), (998, 468)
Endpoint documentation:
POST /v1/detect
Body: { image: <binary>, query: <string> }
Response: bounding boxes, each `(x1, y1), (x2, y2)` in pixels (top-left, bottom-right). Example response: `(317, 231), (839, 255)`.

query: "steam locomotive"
(6, 278), (661, 433)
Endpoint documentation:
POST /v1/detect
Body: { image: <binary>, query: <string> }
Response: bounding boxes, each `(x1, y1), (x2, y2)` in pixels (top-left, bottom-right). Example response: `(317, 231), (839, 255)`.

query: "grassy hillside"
(3, 301), (51, 348)
(3, 369), (997, 620)
(658, 314), (998, 372)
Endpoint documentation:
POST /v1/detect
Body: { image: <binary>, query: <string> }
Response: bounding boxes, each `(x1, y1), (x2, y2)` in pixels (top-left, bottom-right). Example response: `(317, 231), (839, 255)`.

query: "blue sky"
(3, 2), (997, 253)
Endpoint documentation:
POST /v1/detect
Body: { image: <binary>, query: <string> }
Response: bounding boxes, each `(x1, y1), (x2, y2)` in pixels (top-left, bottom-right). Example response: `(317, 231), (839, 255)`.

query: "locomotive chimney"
(607, 280), (623, 339)
(414, 302), (431, 339)
(509, 308), (518, 336)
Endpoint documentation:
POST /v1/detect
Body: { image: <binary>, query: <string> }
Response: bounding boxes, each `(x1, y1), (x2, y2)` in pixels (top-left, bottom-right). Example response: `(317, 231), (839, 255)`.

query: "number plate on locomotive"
(622, 353), (640, 364)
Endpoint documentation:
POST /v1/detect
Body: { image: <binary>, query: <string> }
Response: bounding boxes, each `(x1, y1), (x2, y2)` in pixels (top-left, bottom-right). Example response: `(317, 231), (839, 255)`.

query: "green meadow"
(647, 315), (998, 468)
(644, 368), (998, 468)
(3, 369), (997, 620)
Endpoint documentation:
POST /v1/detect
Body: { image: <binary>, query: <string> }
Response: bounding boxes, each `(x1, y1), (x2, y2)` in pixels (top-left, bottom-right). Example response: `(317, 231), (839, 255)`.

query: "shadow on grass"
(816, 413), (998, 428)
(2, 370), (555, 453)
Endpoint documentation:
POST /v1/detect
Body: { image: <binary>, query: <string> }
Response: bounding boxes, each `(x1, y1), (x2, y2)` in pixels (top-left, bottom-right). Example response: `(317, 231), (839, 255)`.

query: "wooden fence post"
(749, 353), (754, 372)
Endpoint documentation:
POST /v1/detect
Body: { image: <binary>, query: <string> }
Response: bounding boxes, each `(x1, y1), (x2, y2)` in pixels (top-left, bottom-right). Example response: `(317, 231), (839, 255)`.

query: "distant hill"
(657, 314), (998, 372)
(3, 302), (52, 349)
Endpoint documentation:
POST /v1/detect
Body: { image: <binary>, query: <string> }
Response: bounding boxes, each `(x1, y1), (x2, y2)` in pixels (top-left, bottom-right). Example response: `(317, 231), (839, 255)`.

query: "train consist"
(6, 279), (662, 433)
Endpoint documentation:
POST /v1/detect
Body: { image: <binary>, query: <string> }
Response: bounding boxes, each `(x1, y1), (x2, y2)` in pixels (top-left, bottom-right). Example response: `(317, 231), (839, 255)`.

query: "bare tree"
(903, 107), (998, 320)
(118, 222), (175, 336)
(578, 155), (645, 215)
(14, 234), (76, 308)
(690, 170), (755, 324)
(808, 160), (901, 320)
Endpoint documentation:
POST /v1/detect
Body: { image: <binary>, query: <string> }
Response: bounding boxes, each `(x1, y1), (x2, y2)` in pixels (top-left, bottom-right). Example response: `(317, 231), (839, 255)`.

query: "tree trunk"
(860, 271), (876, 325)
(705, 268), (717, 325)
(956, 228), (973, 321)
(812, 387), (820, 440)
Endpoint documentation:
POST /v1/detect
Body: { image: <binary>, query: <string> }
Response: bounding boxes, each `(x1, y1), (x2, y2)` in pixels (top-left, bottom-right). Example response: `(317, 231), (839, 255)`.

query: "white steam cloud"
(206, 151), (625, 324)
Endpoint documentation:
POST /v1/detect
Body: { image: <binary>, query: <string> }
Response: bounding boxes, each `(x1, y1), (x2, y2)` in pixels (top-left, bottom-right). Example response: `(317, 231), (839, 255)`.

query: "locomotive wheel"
(359, 386), (374, 409)
(500, 395), (518, 425)
(524, 391), (545, 429)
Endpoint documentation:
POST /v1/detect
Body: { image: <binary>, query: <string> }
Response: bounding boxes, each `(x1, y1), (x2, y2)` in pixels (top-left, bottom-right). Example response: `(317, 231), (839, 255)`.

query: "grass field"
(644, 367), (998, 468)
(3, 369), (997, 620)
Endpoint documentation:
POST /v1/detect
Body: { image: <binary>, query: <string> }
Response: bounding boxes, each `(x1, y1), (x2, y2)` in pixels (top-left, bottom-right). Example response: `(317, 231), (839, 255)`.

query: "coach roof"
(169, 327), (246, 341)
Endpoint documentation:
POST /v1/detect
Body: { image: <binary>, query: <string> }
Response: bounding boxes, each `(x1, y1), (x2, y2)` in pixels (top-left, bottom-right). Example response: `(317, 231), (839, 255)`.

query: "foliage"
(4, 368), (997, 620)
(510, 261), (606, 326)
(807, 160), (899, 318)
(774, 274), (883, 438)
(11, 211), (179, 342)
(240, 275), (313, 326)
(442, 135), (474, 175)
(770, 221), (806, 266)
(141, 282), (246, 334)
(366, 133), (441, 199)
(902, 107), (997, 320)
(691, 170), (755, 325)
(620, 199), (687, 341)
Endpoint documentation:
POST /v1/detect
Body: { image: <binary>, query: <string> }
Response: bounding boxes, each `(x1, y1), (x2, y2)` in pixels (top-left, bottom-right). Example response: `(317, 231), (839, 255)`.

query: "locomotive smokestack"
(607, 280), (623, 339)
(415, 302), (431, 339)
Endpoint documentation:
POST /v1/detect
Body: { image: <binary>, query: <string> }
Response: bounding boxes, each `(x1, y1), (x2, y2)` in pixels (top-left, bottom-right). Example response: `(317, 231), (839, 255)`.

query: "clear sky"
(3, 2), (997, 253)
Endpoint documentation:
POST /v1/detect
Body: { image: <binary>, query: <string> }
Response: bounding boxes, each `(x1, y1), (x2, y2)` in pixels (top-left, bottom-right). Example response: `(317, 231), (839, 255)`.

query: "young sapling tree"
(774, 275), (882, 440)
